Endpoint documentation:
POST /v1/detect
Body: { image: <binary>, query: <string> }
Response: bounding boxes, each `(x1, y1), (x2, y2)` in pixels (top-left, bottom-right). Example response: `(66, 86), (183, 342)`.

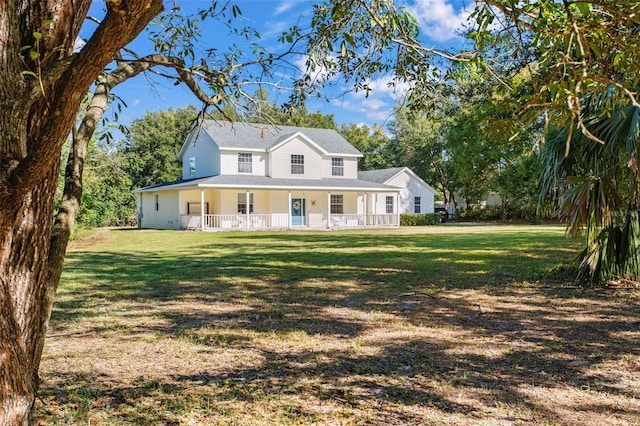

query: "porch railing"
(181, 213), (398, 230)
(330, 213), (399, 228)
(181, 214), (289, 230)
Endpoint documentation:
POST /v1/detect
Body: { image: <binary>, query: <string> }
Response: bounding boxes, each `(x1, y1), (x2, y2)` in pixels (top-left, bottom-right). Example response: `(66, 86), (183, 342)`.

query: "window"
(291, 154), (304, 175)
(330, 194), (344, 214)
(331, 157), (344, 176)
(187, 202), (209, 215)
(237, 193), (254, 214)
(414, 196), (421, 214)
(238, 153), (252, 173)
(189, 157), (196, 176)
(154, 194), (159, 211)
(386, 196), (394, 214)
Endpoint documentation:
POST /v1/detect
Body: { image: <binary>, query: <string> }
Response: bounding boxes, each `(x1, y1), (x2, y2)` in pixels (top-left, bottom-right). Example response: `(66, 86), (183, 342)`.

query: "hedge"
(400, 213), (441, 226)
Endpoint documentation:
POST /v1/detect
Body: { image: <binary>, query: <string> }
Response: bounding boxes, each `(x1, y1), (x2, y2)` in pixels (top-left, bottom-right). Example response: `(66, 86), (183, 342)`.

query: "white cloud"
(366, 110), (393, 122)
(259, 19), (292, 38)
(274, 1), (297, 16)
(332, 97), (386, 112)
(331, 94), (393, 124)
(361, 98), (388, 110)
(294, 55), (338, 83)
(350, 76), (412, 102)
(410, 0), (471, 42)
(331, 99), (366, 113)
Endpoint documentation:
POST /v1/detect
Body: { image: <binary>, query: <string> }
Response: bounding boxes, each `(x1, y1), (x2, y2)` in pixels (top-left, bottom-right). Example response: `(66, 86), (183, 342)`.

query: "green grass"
(35, 226), (640, 425)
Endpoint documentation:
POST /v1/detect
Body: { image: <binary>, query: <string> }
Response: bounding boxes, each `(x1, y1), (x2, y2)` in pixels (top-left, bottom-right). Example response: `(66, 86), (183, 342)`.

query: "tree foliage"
(541, 92), (640, 285)
(78, 142), (136, 227)
(339, 123), (395, 171)
(120, 106), (198, 189)
(474, 1), (640, 130)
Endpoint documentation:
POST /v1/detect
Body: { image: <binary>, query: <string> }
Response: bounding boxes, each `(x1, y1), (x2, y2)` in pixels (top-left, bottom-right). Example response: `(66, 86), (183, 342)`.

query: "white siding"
(320, 156), (358, 179)
(370, 192), (397, 214)
(181, 129), (220, 179)
(269, 136), (323, 179)
(343, 157), (359, 179)
(219, 151), (236, 175)
(219, 150), (268, 176)
(139, 191), (180, 229)
(386, 171), (436, 214)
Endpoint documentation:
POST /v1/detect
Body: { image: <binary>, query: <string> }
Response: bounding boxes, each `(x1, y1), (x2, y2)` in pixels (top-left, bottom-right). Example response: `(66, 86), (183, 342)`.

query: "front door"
(291, 198), (306, 226)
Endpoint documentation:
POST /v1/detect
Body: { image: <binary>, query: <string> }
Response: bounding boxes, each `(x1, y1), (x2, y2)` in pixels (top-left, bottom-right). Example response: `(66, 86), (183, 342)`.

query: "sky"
(84, 0), (474, 132)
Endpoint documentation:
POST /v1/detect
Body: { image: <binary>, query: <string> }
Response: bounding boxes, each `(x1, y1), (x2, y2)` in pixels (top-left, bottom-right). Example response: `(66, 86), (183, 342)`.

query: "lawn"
(35, 225), (640, 425)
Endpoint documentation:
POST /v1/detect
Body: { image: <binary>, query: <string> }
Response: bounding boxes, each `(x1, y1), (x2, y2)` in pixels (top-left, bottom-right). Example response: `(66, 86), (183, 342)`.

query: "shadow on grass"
(40, 229), (640, 424)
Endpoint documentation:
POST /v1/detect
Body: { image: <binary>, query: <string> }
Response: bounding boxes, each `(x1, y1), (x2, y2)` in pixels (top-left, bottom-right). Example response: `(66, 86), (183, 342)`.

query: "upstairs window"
(189, 157), (196, 176)
(291, 154), (304, 175)
(332, 157), (344, 176)
(414, 196), (421, 214)
(330, 194), (344, 214)
(238, 153), (252, 173)
(237, 193), (254, 214)
(386, 196), (394, 214)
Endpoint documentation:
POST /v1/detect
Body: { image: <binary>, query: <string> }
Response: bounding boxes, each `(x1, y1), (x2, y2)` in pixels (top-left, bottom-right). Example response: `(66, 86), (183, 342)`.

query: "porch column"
(363, 192), (367, 226)
(246, 189), (250, 229)
(374, 193), (378, 225)
(327, 191), (331, 229)
(200, 189), (205, 231)
(288, 191), (292, 229)
(137, 193), (143, 229)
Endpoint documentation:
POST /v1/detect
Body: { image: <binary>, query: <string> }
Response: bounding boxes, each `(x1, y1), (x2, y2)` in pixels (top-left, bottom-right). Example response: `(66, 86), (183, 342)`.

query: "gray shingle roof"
(134, 174), (398, 193)
(358, 167), (406, 184)
(197, 121), (362, 156)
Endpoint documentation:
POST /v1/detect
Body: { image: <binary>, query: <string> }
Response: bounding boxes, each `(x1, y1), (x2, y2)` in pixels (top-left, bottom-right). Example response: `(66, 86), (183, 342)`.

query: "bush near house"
(400, 213), (441, 226)
(459, 205), (540, 221)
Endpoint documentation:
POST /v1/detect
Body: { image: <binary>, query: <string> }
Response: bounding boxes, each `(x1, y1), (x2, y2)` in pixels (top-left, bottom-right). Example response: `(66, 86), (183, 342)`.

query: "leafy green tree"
(473, 1), (640, 126)
(339, 123), (396, 171)
(387, 107), (456, 205)
(120, 106), (198, 189)
(248, 99), (338, 130)
(475, 1), (640, 281)
(78, 142), (136, 227)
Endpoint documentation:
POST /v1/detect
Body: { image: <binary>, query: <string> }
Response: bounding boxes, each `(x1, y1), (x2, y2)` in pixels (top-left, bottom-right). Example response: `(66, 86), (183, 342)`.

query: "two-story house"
(133, 121), (437, 230)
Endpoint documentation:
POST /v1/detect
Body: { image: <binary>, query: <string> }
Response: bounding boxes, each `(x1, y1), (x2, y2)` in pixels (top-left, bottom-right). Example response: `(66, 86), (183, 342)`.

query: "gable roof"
(357, 167), (406, 184)
(180, 120), (362, 158)
(359, 167), (438, 195)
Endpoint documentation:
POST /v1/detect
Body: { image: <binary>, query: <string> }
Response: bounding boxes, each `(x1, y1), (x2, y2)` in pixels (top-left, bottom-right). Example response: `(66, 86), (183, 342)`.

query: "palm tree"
(541, 92), (640, 285)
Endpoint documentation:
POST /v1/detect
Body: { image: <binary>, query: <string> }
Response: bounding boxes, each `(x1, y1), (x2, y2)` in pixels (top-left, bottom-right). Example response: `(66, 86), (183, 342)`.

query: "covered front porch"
(178, 187), (400, 231)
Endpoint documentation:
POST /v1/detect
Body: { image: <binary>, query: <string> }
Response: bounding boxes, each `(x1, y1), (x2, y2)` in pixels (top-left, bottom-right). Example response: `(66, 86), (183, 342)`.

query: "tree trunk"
(0, 164), (60, 425)
(0, 2), (164, 422)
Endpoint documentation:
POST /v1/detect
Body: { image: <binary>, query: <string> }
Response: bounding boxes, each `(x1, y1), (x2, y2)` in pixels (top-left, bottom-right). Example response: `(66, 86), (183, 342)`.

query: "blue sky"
(87, 0), (473, 130)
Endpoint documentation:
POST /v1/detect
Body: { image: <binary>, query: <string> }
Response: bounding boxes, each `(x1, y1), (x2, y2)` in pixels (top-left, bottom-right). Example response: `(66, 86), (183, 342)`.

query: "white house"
(358, 167), (437, 215)
(133, 121), (437, 231)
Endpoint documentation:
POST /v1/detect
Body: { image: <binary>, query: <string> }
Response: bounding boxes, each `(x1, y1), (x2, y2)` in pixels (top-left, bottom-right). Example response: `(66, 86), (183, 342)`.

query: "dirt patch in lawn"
(35, 228), (640, 425)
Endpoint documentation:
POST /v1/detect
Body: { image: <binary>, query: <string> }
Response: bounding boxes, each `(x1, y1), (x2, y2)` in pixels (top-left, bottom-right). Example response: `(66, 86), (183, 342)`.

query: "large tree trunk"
(0, 1), (163, 423)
